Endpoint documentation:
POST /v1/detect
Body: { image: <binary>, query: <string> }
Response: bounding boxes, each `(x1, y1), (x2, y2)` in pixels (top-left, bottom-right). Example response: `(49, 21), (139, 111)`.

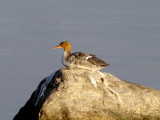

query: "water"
(0, 0), (160, 119)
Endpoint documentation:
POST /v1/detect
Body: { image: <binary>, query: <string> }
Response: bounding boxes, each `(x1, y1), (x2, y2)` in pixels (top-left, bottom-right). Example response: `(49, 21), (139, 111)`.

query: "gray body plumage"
(63, 51), (109, 71)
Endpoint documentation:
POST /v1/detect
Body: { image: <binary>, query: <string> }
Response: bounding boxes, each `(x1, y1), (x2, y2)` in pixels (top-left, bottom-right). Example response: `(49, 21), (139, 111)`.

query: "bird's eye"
(60, 42), (63, 45)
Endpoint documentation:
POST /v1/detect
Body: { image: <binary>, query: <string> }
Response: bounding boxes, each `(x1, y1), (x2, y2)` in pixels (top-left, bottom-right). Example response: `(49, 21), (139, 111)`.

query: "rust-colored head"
(52, 41), (71, 52)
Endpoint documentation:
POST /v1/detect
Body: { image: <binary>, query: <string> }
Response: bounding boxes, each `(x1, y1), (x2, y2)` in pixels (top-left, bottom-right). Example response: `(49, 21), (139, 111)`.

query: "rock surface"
(14, 68), (160, 120)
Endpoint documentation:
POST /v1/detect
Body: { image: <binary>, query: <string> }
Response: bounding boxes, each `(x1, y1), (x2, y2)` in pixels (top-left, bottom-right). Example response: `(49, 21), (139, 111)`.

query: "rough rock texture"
(14, 68), (160, 120)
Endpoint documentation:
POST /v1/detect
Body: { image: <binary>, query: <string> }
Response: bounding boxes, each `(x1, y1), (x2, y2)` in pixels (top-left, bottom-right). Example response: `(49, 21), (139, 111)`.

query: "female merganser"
(52, 41), (109, 71)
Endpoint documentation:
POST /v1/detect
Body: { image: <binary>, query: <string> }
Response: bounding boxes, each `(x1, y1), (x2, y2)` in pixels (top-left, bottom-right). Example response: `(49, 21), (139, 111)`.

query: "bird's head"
(52, 41), (71, 52)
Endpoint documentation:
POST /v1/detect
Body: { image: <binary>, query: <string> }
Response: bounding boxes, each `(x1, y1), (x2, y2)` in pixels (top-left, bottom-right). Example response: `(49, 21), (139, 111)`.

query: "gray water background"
(0, 0), (160, 119)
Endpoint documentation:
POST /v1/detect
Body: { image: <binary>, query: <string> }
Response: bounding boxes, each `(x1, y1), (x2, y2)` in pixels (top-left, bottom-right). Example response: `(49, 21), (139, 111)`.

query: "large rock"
(14, 68), (160, 120)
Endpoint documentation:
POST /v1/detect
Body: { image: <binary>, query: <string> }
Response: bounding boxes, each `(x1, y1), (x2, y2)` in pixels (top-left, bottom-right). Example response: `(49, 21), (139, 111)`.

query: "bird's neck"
(63, 45), (71, 58)
(63, 51), (71, 60)
(62, 51), (71, 67)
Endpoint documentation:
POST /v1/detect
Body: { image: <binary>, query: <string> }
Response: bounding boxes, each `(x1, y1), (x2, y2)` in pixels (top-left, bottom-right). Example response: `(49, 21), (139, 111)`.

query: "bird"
(52, 41), (109, 71)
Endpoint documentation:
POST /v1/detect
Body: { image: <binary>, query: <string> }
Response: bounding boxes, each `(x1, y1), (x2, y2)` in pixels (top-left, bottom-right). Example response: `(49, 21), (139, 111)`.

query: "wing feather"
(87, 56), (109, 67)
(67, 52), (109, 68)
(67, 52), (94, 61)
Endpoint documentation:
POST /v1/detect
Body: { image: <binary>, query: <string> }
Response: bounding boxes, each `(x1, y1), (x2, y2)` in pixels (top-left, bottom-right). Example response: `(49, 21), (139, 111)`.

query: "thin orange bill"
(52, 46), (62, 49)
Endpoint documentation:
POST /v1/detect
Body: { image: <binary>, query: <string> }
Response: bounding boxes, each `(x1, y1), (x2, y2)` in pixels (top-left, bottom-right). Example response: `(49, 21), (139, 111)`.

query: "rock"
(14, 68), (160, 120)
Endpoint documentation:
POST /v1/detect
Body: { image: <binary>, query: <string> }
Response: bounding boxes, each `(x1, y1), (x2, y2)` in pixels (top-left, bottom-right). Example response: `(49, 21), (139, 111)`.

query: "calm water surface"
(0, 0), (160, 119)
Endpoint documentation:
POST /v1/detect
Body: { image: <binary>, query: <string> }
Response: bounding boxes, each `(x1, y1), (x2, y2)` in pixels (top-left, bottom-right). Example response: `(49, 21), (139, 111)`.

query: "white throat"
(62, 51), (70, 67)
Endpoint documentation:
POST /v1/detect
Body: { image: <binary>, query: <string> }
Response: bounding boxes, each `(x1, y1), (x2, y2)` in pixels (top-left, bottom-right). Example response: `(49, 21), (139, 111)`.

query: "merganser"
(52, 41), (109, 71)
